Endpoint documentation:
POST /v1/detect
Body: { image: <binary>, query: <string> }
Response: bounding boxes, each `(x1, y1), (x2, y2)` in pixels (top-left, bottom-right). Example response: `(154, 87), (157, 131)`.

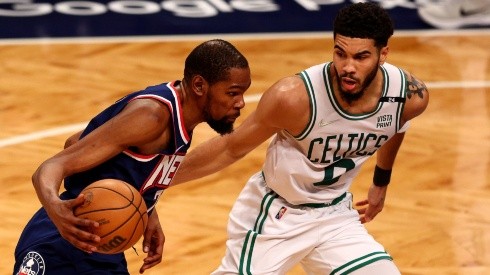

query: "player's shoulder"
(400, 69), (429, 121)
(254, 75), (310, 131)
(274, 75), (305, 92)
(121, 96), (172, 129)
(262, 75), (308, 108)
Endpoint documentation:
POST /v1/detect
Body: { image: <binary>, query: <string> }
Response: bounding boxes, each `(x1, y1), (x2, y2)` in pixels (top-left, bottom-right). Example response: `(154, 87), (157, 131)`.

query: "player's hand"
(44, 193), (100, 252)
(355, 184), (388, 223)
(139, 210), (165, 274)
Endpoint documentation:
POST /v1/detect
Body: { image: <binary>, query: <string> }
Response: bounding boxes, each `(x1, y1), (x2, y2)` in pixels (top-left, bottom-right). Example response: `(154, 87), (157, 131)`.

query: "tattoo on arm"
(406, 72), (427, 99)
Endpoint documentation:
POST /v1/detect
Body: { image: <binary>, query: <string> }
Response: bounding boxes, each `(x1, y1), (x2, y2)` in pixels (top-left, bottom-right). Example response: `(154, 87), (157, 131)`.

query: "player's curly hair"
(184, 39), (249, 86)
(333, 2), (394, 48)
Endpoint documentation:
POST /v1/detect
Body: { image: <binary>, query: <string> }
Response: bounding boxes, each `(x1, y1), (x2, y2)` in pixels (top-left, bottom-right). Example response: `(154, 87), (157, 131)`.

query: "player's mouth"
(341, 77), (358, 92)
(227, 113), (240, 123)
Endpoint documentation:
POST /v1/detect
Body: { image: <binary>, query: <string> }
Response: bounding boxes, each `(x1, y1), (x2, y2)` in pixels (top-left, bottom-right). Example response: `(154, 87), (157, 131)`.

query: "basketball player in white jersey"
(173, 2), (429, 274)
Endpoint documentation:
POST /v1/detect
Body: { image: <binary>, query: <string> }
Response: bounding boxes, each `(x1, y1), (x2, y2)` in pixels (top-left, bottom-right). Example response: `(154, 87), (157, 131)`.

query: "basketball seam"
(111, 182), (147, 253)
(76, 180), (148, 254)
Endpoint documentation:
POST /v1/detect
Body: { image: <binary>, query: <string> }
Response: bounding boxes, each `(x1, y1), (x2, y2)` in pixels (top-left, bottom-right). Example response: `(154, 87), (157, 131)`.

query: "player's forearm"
(64, 130), (83, 149)
(376, 132), (405, 169)
(173, 136), (242, 185)
(32, 160), (64, 208)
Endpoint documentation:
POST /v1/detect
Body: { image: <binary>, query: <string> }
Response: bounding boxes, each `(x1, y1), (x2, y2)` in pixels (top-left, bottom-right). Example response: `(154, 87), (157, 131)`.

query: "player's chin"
(227, 116), (238, 123)
(208, 119), (234, 135)
(221, 122), (235, 135)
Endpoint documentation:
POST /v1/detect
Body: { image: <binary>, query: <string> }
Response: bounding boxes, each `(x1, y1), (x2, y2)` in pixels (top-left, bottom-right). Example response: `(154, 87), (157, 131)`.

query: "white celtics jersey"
(262, 62), (408, 205)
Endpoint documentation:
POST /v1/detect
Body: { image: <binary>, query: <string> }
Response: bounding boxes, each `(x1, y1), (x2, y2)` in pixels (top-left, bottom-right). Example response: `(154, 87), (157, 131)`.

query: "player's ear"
(192, 75), (207, 96)
(379, 46), (389, 65)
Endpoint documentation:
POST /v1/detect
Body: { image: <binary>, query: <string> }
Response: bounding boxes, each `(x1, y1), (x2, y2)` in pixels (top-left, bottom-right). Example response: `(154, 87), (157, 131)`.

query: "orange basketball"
(74, 179), (148, 254)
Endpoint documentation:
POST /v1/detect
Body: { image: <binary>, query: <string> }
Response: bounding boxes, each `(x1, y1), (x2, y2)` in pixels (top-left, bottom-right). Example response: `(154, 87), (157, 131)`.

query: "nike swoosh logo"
(319, 119), (339, 127)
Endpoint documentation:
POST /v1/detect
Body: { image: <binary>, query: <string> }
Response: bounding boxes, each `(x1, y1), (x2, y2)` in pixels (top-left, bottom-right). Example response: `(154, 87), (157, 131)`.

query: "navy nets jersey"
(14, 81), (192, 274)
(62, 81), (192, 211)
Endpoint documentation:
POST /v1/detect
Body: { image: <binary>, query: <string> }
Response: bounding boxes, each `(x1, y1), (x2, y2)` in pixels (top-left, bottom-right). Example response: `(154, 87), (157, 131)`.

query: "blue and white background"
(0, 0), (437, 39)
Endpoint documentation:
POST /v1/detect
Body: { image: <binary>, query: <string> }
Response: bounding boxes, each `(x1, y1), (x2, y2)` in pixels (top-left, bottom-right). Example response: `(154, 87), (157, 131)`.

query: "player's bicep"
(223, 76), (308, 159)
(108, 99), (170, 147)
(56, 100), (169, 176)
(52, 124), (132, 176)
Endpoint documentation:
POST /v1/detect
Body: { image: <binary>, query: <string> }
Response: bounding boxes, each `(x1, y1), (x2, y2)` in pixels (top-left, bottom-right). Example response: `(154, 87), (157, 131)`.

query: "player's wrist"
(373, 165), (392, 187)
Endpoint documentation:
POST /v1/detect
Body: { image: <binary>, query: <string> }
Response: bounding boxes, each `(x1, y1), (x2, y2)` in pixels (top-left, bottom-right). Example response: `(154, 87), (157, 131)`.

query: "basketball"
(74, 179), (148, 254)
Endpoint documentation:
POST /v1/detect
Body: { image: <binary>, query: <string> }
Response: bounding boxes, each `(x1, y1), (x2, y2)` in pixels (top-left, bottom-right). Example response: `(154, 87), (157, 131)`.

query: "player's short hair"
(184, 39), (249, 86)
(333, 2), (394, 48)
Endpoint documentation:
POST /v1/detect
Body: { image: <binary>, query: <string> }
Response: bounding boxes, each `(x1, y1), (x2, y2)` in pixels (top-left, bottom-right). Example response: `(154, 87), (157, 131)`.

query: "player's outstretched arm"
(172, 75), (311, 186)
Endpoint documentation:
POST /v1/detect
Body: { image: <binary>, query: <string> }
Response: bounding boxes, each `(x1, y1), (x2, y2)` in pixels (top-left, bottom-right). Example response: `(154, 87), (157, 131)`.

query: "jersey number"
(313, 159), (355, 186)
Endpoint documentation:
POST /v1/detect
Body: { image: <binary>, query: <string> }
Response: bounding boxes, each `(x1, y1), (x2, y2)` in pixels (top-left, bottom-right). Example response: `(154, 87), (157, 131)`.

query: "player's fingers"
(355, 199), (368, 207)
(70, 237), (98, 253)
(360, 216), (371, 224)
(80, 228), (100, 243)
(68, 193), (87, 209)
(139, 259), (159, 273)
(74, 216), (100, 229)
(159, 233), (166, 249)
(143, 253), (162, 264)
(61, 229), (99, 253)
(62, 195), (99, 227)
(142, 237), (152, 253)
(142, 242), (163, 263)
(364, 213), (373, 222)
(363, 206), (380, 223)
(142, 239), (163, 261)
(64, 223), (100, 245)
(139, 255), (162, 274)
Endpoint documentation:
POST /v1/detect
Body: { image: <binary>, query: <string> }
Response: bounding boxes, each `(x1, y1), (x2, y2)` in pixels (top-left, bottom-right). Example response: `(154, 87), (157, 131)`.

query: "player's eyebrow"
(334, 45), (372, 56)
(334, 45), (344, 52)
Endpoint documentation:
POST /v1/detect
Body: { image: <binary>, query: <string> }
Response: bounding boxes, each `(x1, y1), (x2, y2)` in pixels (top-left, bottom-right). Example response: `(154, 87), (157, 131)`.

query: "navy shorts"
(14, 207), (129, 275)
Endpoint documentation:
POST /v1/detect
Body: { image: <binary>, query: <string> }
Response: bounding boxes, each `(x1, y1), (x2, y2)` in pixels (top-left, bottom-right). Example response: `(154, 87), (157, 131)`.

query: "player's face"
(204, 67), (251, 135)
(332, 35), (388, 102)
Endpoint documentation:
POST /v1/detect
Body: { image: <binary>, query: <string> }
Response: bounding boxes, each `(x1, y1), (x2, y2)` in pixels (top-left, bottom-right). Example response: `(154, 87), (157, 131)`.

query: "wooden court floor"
(1, 31), (489, 275)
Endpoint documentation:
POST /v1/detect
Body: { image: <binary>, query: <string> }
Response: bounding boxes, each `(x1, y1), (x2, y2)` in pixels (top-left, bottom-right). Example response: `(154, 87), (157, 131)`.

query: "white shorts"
(212, 172), (398, 275)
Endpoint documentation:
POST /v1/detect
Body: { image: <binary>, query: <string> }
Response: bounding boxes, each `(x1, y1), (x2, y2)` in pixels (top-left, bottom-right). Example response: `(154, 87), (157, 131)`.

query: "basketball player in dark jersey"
(14, 39), (251, 275)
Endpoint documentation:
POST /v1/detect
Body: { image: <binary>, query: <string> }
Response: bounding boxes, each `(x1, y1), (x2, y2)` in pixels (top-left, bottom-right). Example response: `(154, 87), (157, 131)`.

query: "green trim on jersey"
(239, 191), (278, 275)
(330, 251), (393, 275)
(296, 71), (317, 140)
(324, 63), (389, 120)
(395, 68), (407, 132)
